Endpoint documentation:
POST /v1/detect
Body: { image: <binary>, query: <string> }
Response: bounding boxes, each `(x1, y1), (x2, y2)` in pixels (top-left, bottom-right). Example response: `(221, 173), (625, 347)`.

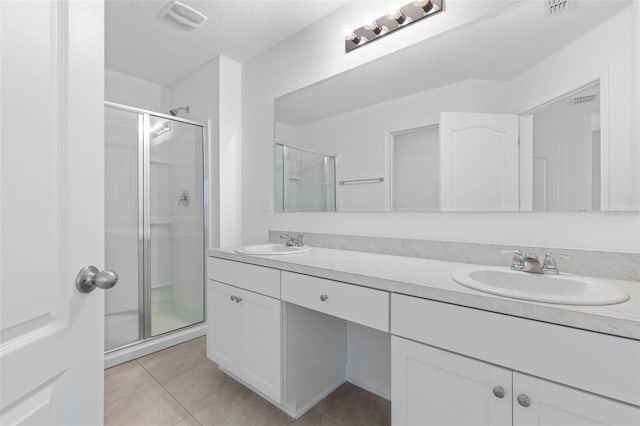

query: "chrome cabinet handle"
(76, 265), (118, 293)
(235, 297), (242, 303)
(492, 386), (505, 399)
(517, 394), (531, 407)
(230, 295), (236, 302)
(320, 294), (328, 302)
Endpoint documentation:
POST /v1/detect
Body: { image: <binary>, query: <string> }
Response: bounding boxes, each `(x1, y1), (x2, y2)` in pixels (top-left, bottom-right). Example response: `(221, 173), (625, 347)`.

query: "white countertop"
(207, 246), (640, 340)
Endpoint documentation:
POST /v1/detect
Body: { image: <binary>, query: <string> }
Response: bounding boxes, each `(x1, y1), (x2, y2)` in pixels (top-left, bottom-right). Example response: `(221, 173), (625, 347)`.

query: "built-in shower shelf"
(150, 220), (172, 226)
(150, 159), (173, 165)
(288, 175), (301, 181)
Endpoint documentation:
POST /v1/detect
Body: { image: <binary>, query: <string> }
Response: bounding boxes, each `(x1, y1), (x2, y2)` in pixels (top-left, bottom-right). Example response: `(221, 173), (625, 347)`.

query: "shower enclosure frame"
(104, 101), (209, 355)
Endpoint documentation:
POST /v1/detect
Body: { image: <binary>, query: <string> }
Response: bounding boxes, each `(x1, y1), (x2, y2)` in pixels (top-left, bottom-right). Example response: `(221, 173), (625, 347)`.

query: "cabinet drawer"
(281, 272), (389, 331)
(207, 257), (280, 298)
(392, 294), (640, 407)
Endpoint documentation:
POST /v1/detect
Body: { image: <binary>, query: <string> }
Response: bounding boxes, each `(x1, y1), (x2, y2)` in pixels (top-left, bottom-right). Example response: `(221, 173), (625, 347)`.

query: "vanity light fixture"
(345, 0), (443, 52)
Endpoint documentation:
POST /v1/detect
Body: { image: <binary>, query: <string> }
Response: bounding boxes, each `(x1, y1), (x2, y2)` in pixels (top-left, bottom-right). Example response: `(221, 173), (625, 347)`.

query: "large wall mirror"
(274, 0), (639, 213)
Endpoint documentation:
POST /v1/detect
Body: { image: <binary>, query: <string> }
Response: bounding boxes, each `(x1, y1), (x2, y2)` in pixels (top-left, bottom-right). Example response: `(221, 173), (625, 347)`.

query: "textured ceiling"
(106, 0), (348, 85)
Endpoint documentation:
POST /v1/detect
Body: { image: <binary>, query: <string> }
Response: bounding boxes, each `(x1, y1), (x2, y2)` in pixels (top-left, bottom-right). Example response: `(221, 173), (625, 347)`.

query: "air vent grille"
(161, 1), (207, 31)
(545, 0), (576, 16)
(569, 94), (597, 105)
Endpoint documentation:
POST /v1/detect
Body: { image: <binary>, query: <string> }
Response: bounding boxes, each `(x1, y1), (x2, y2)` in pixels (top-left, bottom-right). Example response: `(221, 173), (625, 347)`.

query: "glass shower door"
(146, 115), (205, 337)
(105, 104), (205, 351)
(105, 105), (141, 350)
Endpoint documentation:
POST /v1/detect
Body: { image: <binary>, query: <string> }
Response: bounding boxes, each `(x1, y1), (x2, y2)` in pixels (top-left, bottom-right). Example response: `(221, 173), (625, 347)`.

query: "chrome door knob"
(320, 294), (328, 302)
(492, 386), (505, 399)
(517, 394), (531, 407)
(76, 265), (118, 293)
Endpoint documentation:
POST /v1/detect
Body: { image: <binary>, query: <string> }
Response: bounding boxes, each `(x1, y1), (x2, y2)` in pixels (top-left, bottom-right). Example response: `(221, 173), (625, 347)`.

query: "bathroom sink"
(236, 244), (312, 255)
(452, 267), (629, 305)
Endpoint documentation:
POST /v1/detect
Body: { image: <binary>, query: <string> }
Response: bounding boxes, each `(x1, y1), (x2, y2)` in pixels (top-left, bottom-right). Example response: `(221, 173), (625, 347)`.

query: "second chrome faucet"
(505, 250), (568, 275)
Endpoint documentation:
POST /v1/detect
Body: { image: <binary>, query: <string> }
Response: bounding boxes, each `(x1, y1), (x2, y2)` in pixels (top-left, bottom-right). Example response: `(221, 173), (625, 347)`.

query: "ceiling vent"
(161, 1), (207, 31)
(569, 93), (597, 106)
(544, 0), (576, 16)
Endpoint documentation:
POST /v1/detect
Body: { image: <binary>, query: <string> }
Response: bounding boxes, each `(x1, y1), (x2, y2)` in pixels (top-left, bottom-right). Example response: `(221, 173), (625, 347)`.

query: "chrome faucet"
(280, 233), (304, 247)
(523, 253), (543, 274)
(503, 249), (570, 275)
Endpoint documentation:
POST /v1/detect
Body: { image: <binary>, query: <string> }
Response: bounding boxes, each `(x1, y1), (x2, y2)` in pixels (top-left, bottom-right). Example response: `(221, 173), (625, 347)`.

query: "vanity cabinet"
(206, 279), (282, 402)
(391, 294), (640, 426)
(392, 336), (639, 426)
(392, 336), (512, 426)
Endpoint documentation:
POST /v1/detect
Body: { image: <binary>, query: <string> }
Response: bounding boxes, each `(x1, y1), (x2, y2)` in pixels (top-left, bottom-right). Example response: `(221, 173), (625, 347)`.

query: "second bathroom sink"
(452, 266), (629, 306)
(236, 244), (312, 255)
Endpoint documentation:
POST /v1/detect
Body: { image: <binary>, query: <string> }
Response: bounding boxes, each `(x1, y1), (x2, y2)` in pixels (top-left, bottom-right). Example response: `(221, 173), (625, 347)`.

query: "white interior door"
(440, 112), (520, 211)
(1, 1), (105, 425)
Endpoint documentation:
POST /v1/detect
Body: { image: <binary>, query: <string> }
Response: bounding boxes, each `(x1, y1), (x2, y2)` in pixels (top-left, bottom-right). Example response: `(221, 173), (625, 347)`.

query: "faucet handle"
(542, 252), (571, 275)
(294, 234), (304, 247)
(501, 249), (524, 271)
(280, 233), (294, 246)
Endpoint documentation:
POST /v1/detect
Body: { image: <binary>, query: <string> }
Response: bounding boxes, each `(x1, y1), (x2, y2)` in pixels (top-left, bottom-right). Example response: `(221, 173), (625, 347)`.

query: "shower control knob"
(75, 265), (119, 293)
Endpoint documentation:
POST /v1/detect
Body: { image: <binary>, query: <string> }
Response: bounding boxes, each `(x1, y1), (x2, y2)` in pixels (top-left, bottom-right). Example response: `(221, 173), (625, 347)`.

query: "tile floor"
(104, 337), (391, 426)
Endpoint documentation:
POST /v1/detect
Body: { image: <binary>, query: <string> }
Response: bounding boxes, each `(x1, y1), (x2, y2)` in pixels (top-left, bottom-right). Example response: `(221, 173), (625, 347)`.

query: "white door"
(238, 289), (282, 402)
(206, 281), (240, 373)
(440, 112), (520, 211)
(0, 1), (105, 425)
(513, 372), (640, 426)
(392, 336), (512, 426)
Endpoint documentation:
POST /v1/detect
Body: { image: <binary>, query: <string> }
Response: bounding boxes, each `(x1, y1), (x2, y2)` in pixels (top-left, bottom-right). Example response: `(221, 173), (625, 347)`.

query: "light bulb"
(386, 9), (407, 25)
(413, 0), (434, 13)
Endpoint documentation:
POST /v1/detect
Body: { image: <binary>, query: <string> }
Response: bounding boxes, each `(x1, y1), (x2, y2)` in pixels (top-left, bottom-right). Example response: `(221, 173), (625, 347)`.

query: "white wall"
(164, 56), (242, 248)
(105, 69), (166, 111)
(242, 1), (640, 253)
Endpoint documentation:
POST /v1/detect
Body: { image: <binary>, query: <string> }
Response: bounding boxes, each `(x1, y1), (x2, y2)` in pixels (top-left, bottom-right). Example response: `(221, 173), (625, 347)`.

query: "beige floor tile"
(288, 409), (341, 426)
(314, 383), (390, 426)
(173, 415), (202, 426)
(105, 384), (190, 426)
(138, 339), (210, 382)
(162, 362), (236, 414)
(104, 361), (157, 406)
(194, 384), (292, 426)
(197, 336), (206, 345)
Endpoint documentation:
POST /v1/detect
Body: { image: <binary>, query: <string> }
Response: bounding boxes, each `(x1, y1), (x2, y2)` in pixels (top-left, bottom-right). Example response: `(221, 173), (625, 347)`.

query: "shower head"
(169, 106), (190, 116)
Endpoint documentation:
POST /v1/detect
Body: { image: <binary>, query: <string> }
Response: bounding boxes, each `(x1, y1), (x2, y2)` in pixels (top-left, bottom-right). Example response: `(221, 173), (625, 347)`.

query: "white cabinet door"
(0, 1), (105, 425)
(392, 336), (512, 426)
(513, 372), (640, 426)
(207, 281), (240, 374)
(238, 289), (282, 402)
(440, 112), (520, 211)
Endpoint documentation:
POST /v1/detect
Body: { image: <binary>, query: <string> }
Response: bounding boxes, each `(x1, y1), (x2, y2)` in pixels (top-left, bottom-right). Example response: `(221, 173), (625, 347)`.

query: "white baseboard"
(104, 323), (206, 369)
(346, 365), (391, 401)
(287, 377), (346, 419)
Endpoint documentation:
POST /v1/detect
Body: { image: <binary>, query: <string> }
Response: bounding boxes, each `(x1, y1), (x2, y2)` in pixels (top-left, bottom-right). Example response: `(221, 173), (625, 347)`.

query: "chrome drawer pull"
(320, 294), (328, 302)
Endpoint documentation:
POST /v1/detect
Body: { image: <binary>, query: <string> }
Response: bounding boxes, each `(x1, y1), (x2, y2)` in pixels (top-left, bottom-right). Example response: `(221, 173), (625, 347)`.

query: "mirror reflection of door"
(439, 112), (520, 212)
(528, 82), (601, 212)
(390, 125), (440, 212)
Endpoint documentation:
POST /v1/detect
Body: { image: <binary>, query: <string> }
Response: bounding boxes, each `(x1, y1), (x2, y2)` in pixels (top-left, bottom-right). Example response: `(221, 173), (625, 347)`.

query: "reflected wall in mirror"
(274, 143), (337, 212)
(274, 0), (638, 213)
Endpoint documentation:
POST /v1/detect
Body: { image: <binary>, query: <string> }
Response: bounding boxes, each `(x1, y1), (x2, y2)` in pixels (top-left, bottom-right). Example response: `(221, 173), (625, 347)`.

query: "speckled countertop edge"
(207, 247), (640, 340)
